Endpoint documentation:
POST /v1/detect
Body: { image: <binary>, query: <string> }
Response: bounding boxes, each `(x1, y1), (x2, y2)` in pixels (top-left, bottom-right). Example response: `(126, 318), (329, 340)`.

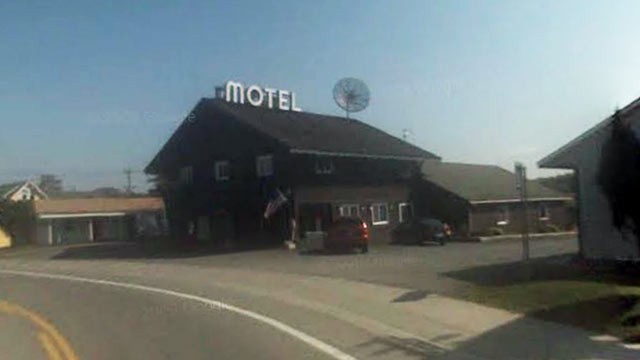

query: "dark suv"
(325, 217), (369, 253)
(391, 218), (449, 246)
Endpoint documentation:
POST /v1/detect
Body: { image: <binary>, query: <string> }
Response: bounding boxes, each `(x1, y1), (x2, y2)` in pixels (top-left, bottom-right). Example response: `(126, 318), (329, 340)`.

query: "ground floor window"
(338, 204), (359, 217)
(398, 203), (413, 223)
(497, 206), (509, 225)
(538, 204), (550, 220)
(371, 203), (389, 225)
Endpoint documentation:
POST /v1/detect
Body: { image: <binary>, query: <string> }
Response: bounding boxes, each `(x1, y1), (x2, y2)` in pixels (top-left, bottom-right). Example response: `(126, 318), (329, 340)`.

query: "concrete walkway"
(0, 258), (637, 359)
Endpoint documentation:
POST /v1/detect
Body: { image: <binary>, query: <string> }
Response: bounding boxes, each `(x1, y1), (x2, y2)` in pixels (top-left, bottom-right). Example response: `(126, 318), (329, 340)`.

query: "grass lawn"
(446, 256), (640, 342)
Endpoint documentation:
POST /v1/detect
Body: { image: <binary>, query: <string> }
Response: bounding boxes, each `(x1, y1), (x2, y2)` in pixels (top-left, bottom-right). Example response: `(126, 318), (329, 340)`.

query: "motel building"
(32, 197), (166, 245)
(147, 81), (574, 246)
(146, 81), (439, 245)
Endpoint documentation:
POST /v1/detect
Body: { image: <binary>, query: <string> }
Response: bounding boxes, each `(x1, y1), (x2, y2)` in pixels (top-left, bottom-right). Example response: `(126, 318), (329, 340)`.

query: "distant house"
(0, 180), (48, 202)
(145, 98), (439, 245)
(32, 197), (166, 245)
(415, 161), (575, 236)
(540, 97), (640, 260)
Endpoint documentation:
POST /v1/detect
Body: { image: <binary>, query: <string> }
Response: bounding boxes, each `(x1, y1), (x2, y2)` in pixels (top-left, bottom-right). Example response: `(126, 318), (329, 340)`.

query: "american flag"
(263, 189), (287, 219)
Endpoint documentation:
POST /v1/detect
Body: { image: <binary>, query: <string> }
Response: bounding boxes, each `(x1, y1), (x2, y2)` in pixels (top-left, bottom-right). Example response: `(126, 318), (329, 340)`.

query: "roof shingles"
(421, 161), (569, 202)
(34, 197), (164, 215)
(207, 99), (439, 160)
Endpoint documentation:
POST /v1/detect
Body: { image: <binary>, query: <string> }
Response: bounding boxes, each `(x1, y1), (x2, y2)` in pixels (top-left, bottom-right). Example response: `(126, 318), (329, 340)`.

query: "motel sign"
(221, 81), (302, 112)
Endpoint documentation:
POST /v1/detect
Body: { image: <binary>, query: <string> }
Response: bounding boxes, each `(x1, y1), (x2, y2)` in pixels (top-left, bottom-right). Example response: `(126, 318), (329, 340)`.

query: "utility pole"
(124, 168), (133, 195)
(515, 162), (530, 261)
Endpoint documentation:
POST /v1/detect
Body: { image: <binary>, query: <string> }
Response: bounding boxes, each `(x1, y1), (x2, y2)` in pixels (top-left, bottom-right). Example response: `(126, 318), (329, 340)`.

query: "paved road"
(0, 238), (578, 297)
(0, 274), (345, 360)
(3, 238), (637, 360)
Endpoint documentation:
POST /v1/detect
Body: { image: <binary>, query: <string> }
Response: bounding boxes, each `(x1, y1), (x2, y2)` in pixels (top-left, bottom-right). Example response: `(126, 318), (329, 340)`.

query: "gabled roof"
(146, 98), (439, 173)
(0, 182), (23, 198)
(0, 180), (48, 200)
(421, 161), (570, 203)
(539, 95), (640, 169)
(34, 197), (164, 215)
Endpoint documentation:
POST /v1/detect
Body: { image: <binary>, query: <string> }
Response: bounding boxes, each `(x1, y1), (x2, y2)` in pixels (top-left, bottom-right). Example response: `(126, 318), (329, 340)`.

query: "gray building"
(539, 97), (640, 260)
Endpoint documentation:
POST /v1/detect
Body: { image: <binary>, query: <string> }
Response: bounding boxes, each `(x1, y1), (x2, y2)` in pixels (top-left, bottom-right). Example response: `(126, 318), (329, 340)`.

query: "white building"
(539, 97), (640, 260)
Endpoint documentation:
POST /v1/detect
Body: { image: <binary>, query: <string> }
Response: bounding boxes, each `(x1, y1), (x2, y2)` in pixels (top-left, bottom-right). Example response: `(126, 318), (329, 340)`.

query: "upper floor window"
(21, 187), (32, 201)
(315, 158), (335, 174)
(372, 203), (389, 225)
(179, 166), (193, 184)
(398, 203), (413, 223)
(538, 204), (550, 220)
(497, 206), (509, 225)
(214, 161), (230, 181)
(256, 155), (273, 177)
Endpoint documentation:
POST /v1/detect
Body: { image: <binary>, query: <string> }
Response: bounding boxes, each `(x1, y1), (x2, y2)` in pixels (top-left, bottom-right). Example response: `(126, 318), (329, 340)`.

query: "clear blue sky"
(2, 0), (640, 191)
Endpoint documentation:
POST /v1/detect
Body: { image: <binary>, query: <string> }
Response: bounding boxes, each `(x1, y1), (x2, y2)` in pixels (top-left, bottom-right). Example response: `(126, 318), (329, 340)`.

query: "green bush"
(541, 224), (561, 233)
(488, 227), (504, 236)
(0, 200), (33, 235)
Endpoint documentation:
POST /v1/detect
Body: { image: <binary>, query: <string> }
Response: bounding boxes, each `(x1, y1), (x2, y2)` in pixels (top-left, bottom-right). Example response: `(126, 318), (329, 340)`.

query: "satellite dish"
(333, 78), (370, 118)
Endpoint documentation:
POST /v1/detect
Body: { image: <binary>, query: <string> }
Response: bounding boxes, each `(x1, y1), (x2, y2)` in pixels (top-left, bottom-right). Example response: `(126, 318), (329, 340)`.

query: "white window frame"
(214, 161), (230, 181)
(398, 203), (413, 223)
(538, 204), (550, 220)
(338, 204), (359, 217)
(314, 158), (335, 174)
(496, 205), (509, 226)
(179, 166), (193, 184)
(371, 203), (389, 225)
(21, 187), (32, 201)
(256, 155), (274, 177)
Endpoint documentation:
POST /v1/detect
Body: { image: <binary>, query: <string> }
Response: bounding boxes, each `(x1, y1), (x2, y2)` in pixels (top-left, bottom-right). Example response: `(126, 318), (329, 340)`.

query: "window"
(371, 203), (389, 225)
(497, 206), (509, 225)
(214, 161), (230, 181)
(21, 187), (31, 201)
(538, 204), (550, 220)
(315, 157), (334, 174)
(338, 204), (359, 217)
(398, 203), (413, 223)
(256, 155), (273, 177)
(179, 166), (193, 184)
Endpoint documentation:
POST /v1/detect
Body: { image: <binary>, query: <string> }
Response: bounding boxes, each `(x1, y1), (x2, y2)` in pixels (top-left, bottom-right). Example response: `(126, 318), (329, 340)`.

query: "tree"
(537, 173), (576, 194)
(0, 199), (33, 238)
(597, 111), (640, 250)
(90, 187), (124, 197)
(38, 174), (63, 195)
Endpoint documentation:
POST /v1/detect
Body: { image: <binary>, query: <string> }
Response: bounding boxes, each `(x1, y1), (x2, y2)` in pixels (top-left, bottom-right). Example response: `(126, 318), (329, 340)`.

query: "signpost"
(515, 162), (530, 261)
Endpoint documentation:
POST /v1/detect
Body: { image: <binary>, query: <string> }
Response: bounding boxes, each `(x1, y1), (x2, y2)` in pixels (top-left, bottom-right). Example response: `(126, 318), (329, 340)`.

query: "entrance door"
(298, 203), (332, 234)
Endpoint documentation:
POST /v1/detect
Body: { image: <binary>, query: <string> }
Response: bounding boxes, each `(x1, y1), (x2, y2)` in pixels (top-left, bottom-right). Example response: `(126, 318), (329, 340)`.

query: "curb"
(450, 232), (577, 243)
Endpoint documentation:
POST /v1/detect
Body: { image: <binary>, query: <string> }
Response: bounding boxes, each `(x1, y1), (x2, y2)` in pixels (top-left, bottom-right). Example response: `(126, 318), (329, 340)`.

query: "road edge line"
(0, 269), (357, 360)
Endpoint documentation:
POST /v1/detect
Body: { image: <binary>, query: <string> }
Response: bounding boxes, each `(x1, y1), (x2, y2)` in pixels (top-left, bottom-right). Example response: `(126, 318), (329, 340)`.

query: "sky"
(2, 0), (640, 191)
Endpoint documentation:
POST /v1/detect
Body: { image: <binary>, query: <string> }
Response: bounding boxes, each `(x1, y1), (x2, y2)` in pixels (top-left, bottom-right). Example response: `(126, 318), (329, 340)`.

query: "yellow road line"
(38, 332), (64, 360)
(0, 300), (80, 360)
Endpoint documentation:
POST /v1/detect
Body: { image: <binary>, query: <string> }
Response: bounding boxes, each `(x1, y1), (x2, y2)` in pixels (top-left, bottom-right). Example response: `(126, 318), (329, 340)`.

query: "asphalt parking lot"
(0, 237), (578, 296)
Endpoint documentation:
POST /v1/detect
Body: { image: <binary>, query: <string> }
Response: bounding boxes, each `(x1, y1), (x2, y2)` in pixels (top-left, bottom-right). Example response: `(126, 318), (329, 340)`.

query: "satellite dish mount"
(333, 78), (370, 119)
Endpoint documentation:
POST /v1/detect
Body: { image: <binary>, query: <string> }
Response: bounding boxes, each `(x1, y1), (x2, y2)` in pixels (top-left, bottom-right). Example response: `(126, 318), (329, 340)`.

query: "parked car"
(324, 217), (369, 253)
(391, 218), (449, 246)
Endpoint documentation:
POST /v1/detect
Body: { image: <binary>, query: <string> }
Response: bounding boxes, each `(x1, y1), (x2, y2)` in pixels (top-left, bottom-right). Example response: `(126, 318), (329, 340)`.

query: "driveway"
(0, 237), (579, 297)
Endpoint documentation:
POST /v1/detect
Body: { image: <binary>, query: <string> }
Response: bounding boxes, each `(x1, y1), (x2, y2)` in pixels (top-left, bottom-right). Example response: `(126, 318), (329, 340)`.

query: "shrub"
(487, 227), (504, 236)
(541, 224), (561, 233)
(0, 200), (33, 236)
